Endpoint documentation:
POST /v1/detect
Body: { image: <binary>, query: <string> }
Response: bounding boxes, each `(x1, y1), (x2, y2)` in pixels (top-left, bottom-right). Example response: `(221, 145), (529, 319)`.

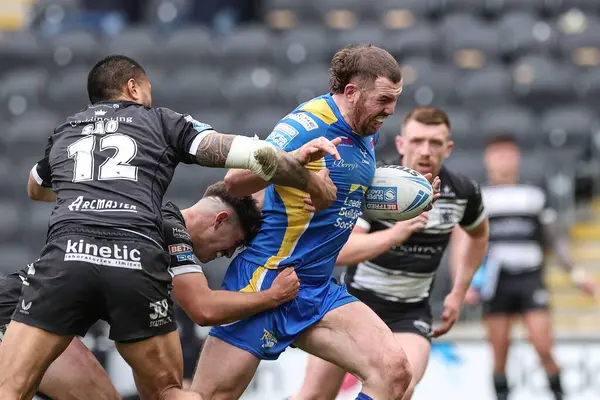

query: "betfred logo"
(64, 239), (141, 269)
(168, 243), (193, 255)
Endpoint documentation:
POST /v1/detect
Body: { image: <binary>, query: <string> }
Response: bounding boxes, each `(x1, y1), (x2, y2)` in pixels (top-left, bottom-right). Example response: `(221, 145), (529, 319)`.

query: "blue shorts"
(209, 256), (357, 360)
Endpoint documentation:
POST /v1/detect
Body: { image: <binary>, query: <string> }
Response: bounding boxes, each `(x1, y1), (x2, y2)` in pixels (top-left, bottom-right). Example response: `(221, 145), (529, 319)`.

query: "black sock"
(548, 373), (563, 400)
(494, 374), (509, 400)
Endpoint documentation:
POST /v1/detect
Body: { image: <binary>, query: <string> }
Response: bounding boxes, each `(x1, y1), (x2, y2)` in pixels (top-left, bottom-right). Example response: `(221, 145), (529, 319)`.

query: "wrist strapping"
(224, 136), (278, 181)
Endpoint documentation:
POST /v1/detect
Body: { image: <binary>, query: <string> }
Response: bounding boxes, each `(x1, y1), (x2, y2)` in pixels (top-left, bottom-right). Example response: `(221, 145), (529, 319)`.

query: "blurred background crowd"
(1, 0), (599, 399)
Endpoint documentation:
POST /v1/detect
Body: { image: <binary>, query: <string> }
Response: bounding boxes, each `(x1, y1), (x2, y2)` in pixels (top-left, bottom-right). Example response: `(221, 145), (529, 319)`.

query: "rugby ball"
(363, 165), (433, 221)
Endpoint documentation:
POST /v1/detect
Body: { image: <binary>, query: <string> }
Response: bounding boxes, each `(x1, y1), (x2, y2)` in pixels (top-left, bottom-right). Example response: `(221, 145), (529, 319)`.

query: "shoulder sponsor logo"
(68, 196), (137, 213)
(268, 132), (290, 148)
(287, 113), (318, 131)
(168, 243), (195, 262)
(172, 227), (191, 240)
(185, 115), (212, 133)
(64, 239), (142, 269)
(273, 123), (299, 140)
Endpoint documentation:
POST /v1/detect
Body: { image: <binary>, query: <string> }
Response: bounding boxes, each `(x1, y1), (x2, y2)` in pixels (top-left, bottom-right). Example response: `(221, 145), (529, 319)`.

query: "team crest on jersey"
(168, 243), (195, 262)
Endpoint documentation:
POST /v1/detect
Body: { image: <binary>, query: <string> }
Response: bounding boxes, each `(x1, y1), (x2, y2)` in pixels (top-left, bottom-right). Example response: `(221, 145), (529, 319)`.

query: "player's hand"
(306, 168), (337, 212)
(390, 213), (429, 245)
(268, 267), (300, 306)
(422, 173), (441, 212)
(432, 291), (463, 338)
(292, 137), (342, 165)
(463, 287), (481, 305)
(577, 278), (598, 298)
(303, 196), (316, 213)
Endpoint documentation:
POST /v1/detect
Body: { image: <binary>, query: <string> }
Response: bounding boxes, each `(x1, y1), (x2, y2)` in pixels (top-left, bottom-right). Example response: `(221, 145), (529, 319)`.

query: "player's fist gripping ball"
(364, 165), (433, 221)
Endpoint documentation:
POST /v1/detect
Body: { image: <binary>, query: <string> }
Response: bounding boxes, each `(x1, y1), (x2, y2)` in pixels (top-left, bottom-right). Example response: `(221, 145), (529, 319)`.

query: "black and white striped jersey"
(344, 165), (486, 303)
(482, 184), (554, 274)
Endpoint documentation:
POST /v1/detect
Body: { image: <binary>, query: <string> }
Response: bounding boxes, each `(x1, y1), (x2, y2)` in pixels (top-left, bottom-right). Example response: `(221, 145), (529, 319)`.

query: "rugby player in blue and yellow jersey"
(191, 45), (439, 400)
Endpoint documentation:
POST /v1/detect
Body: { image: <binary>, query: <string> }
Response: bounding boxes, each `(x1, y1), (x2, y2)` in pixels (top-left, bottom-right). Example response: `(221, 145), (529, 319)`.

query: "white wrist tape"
(571, 268), (586, 285)
(224, 136), (278, 181)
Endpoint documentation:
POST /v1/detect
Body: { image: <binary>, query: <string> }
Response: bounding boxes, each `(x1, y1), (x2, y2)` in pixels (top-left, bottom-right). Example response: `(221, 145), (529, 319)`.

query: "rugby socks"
(356, 393), (374, 400)
(493, 374), (509, 400)
(548, 373), (564, 400)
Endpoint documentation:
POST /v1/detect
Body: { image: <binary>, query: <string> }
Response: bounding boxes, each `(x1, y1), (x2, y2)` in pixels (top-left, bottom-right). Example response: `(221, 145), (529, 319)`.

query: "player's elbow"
(189, 307), (213, 326)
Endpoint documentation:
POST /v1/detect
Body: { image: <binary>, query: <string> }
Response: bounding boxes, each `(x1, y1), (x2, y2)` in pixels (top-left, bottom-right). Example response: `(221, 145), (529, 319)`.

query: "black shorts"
(12, 233), (177, 343)
(348, 286), (433, 341)
(0, 271), (24, 341)
(482, 269), (549, 316)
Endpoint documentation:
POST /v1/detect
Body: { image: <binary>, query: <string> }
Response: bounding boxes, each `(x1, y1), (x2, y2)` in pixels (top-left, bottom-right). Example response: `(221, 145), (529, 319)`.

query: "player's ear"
(445, 140), (454, 159)
(344, 83), (359, 102)
(125, 78), (140, 102)
(214, 211), (229, 229)
(395, 134), (404, 155)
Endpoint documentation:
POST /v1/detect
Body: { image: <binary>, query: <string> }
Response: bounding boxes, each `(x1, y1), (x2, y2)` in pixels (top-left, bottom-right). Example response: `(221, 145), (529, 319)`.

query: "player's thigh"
(522, 309), (554, 354)
(295, 301), (408, 384)
(293, 355), (346, 400)
(393, 333), (431, 385)
(0, 321), (73, 398)
(116, 330), (184, 399)
(190, 335), (260, 400)
(40, 337), (121, 400)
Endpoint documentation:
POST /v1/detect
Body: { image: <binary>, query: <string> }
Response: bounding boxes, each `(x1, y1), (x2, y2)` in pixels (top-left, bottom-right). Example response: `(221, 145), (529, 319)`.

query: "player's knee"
(371, 346), (412, 397)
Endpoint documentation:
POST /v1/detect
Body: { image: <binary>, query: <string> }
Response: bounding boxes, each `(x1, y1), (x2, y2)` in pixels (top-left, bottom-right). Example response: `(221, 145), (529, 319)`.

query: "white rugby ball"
(363, 165), (433, 221)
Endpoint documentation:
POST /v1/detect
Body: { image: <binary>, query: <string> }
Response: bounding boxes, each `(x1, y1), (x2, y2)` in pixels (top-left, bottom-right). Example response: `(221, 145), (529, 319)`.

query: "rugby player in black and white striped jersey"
(293, 107), (489, 400)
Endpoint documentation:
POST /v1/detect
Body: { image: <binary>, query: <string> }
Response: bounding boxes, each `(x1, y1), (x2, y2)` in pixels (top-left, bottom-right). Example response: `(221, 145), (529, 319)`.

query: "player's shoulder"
(161, 202), (192, 245)
(281, 95), (338, 132)
(439, 165), (481, 199)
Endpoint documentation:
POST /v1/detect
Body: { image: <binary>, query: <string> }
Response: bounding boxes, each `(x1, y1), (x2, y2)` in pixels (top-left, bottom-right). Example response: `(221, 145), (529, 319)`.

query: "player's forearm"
(450, 221), (489, 297)
(27, 173), (55, 202)
(224, 169), (270, 197)
(543, 223), (575, 272)
(336, 231), (399, 266)
(195, 132), (311, 192)
(199, 290), (277, 326)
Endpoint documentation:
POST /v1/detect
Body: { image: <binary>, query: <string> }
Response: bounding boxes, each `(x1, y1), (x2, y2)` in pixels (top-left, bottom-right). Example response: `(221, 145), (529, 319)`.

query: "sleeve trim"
(461, 210), (487, 232)
(169, 264), (204, 277)
(31, 164), (44, 185)
(356, 217), (371, 231)
(188, 130), (217, 155)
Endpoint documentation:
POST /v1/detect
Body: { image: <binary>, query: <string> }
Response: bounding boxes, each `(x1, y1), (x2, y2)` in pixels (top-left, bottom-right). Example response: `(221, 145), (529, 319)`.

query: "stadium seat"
(484, 0), (555, 17)
(218, 25), (277, 69)
(440, 13), (501, 69)
(383, 24), (440, 61)
(511, 55), (576, 111)
(480, 106), (539, 149)
(373, 0), (447, 25)
(519, 151), (549, 187)
(276, 25), (331, 72)
(0, 201), (21, 242)
(442, 107), (482, 150)
(157, 66), (224, 110)
(222, 66), (283, 110)
(237, 107), (288, 139)
(49, 29), (103, 69)
(187, 109), (236, 135)
(5, 109), (61, 153)
(444, 150), (486, 184)
(263, 0), (319, 27)
(280, 65), (331, 106)
(557, 13), (600, 68)
(0, 30), (46, 74)
(331, 24), (385, 52)
(45, 66), (90, 116)
(456, 65), (513, 109)
(167, 164), (226, 202)
(311, 0), (365, 30)
(0, 68), (50, 117)
(540, 106), (596, 151)
(445, 0), (488, 16)
(575, 68), (600, 108)
(23, 202), (54, 244)
(498, 12), (557, 61)
(0, 244), (36, 275)
(399, 57), (459, 106)
(163, 26), (216, 67)
(104, 26), (161, 66)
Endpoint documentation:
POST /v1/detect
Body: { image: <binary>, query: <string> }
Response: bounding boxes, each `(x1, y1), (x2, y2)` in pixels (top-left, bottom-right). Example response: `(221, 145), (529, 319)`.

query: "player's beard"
(352, 96), (382, 137)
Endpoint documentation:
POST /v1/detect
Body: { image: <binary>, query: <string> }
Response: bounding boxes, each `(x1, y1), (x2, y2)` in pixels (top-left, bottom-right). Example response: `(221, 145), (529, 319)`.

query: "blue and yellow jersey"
(240, 94), (377, 279)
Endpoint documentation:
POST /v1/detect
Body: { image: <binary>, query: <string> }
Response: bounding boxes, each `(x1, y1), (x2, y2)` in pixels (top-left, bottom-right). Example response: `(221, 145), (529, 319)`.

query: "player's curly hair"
(329, 44), (402, 94)
(203, 181), (262, 246)
(87, 55), (147, 104)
